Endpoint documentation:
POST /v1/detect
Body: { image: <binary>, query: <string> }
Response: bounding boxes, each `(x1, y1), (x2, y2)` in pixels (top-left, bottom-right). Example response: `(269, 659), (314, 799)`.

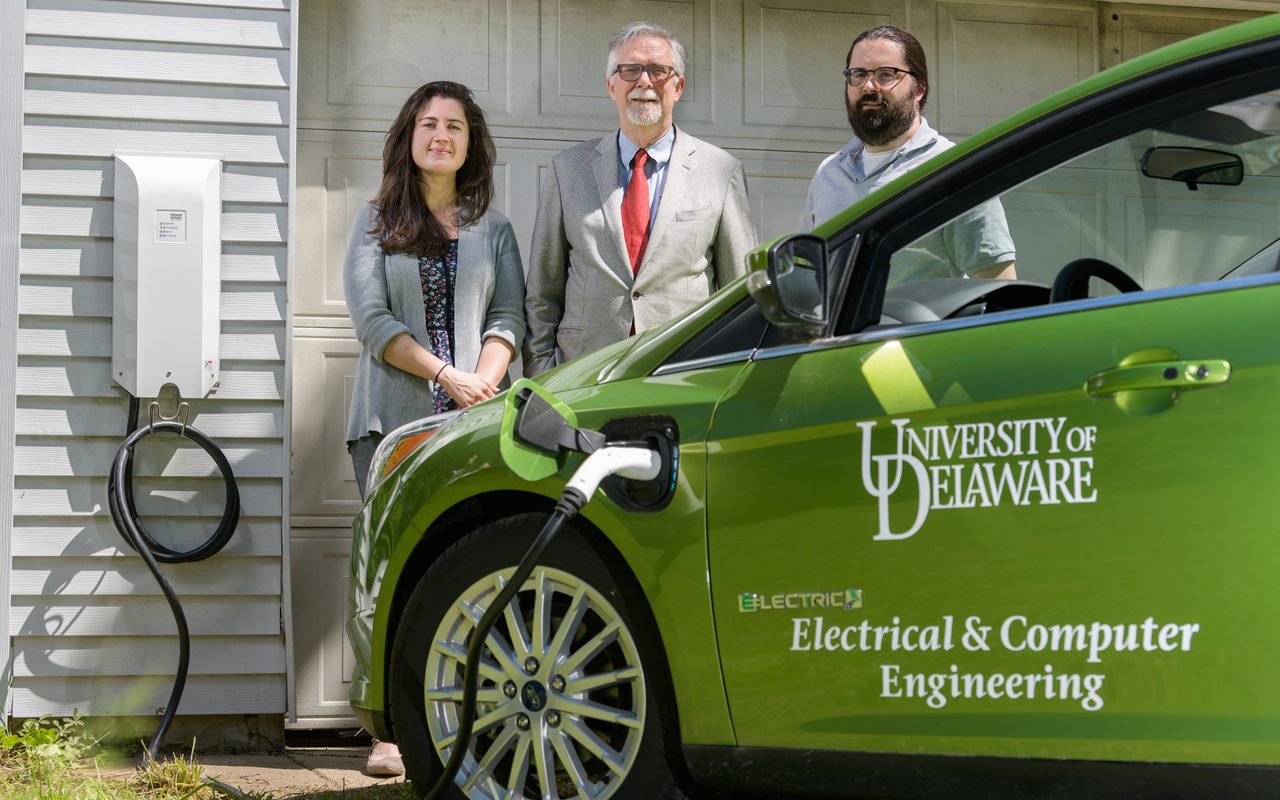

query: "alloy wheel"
(423, 565), (647, 800)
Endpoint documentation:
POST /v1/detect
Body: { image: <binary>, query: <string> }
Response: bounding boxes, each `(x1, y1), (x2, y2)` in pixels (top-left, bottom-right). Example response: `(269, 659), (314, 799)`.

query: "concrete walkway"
(199, 747), (404, 796)
(101, 746), (405, 797)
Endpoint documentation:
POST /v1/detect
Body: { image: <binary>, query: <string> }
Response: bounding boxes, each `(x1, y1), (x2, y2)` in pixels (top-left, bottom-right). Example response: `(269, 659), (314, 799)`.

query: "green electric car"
(350, 14), (1280, 799)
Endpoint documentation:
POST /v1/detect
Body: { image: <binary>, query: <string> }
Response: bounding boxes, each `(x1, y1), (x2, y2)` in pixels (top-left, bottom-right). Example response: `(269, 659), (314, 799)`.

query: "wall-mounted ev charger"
(107, 155), (243, 789)
(112, 154), (222, 399)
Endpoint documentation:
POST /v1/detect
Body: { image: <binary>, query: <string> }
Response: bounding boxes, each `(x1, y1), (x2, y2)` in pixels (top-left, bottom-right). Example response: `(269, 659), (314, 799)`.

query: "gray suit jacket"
(344, 202), (526, 442)
(523, 128), (756, 376)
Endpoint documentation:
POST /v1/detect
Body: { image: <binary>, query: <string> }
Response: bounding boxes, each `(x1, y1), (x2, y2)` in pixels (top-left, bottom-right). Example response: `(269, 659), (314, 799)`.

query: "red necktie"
(621, 148), (650, 275)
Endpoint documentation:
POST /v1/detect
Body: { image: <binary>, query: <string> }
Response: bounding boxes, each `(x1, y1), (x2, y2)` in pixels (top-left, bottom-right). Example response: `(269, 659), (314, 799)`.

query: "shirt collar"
(618, 125), (676, 170)
(839, 117), (939, 181)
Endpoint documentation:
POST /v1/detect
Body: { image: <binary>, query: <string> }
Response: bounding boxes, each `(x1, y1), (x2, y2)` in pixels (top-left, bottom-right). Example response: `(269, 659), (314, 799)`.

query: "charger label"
(156, 209), (187, 243)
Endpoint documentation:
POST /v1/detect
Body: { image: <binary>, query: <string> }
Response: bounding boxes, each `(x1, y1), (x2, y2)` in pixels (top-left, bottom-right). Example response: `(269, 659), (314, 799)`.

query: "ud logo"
(859, 419), (930, 541)
(858, 417), (1099, 541)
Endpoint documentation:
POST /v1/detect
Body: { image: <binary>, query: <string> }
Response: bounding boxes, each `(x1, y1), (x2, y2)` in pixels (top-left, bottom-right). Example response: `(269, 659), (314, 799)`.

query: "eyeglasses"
(613, 63), (678, 83)
(843, 66), (914, 88)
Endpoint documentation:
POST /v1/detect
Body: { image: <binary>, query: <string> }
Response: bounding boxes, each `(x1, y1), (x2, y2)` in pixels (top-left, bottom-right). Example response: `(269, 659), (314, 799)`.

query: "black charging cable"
(107, 396), (241, 771)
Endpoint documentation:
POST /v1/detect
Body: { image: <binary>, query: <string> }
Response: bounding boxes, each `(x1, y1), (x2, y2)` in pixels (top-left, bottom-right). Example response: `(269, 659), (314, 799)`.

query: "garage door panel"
(937, 1), (1097, 135)
(735, 150), (829, 241)
(298, 0), (512, 129)
(1116, 6), (1260, 62)
(539, 0), (713, 126)
(495, 139), (575, 255)
(743, 0), (912, 132)
(295, 135), (382, 318)
(290, 335), (362, 519)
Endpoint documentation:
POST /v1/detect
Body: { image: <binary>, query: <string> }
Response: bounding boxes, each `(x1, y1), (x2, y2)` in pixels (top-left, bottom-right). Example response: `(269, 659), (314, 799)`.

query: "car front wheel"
(390, 513), (685, 800)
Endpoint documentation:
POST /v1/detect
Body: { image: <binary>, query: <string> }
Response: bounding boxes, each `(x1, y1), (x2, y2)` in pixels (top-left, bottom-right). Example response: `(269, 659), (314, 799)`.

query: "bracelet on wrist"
(434, 363), (449, 382)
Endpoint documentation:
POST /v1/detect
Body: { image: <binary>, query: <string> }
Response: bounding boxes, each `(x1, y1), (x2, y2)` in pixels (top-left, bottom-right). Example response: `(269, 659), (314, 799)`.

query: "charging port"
(599, 417), (679, 512)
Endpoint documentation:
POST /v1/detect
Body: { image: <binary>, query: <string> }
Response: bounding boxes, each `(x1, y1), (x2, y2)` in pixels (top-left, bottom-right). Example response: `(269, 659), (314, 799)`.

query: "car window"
(662, 298), (770, 366)
(877, 87), (1280, 327)
(1226, 235), (1280, 279)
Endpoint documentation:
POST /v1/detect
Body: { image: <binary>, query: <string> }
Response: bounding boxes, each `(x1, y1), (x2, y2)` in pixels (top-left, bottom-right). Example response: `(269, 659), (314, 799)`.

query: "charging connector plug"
(564, 445), (661, 502)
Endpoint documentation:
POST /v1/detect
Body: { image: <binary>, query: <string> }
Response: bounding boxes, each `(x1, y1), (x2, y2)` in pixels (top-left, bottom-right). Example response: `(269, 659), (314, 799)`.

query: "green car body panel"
(349, 11), (1280, 779)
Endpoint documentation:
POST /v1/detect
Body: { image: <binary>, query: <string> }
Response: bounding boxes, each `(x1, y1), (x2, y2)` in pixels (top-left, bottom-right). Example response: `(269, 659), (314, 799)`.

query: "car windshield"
(885, 86), (1280, 307)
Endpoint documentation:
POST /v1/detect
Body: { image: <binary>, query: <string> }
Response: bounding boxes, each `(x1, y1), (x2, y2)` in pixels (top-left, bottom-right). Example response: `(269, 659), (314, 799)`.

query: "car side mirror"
(1141, 146), (1243, 191)
(746, 234), (828, 336)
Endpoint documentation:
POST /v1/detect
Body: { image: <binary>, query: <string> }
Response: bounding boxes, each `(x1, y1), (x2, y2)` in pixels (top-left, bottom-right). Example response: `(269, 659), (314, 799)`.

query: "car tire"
(390, 513), (687, 800)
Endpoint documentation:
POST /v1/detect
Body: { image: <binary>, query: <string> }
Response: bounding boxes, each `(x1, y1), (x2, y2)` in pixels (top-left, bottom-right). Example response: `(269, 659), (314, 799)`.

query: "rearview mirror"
(1141, 146), (1243, 190)
(746, 234), (828, 335)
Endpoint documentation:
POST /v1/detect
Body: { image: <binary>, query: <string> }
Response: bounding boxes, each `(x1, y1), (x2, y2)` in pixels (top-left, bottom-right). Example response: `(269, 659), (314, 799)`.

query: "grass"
(0, 715), (417, 800)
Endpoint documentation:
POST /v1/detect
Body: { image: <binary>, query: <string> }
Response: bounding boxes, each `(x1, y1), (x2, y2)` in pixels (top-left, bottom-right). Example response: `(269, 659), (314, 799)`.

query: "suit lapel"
(592, 135), (634, 286)
(636, 129), (694, 283)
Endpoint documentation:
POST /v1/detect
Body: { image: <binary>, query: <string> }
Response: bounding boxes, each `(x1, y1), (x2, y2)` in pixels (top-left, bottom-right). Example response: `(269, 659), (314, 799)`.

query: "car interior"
(879, 86), (1280, 326)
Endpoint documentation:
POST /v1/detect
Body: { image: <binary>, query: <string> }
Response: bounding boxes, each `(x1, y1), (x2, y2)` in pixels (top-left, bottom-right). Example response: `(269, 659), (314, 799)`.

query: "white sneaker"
(366, 740), (405, 777)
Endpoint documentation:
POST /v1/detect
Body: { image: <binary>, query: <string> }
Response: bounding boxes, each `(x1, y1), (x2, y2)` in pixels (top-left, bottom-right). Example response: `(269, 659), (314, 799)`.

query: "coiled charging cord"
(107, 396), (241, 773)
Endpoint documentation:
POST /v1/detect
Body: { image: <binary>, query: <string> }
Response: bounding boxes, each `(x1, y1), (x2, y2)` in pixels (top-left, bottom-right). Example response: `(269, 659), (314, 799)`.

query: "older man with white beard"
(805, 25), (1016, 282)
(523, 21), (756, 376)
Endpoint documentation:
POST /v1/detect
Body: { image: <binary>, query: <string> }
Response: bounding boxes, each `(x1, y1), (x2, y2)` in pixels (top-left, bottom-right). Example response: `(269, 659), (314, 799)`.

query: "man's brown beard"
(846, 91), (916, 148)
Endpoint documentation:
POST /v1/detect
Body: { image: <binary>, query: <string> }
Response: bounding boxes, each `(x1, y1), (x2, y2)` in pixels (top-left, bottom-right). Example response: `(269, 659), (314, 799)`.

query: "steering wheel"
(1050, 258), (1143, 302)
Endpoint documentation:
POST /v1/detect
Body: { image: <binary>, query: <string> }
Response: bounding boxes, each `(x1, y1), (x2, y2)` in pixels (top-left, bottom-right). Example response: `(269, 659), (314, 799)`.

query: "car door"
(706, 284), (1280, 763)
(704, 61), (1280, 765)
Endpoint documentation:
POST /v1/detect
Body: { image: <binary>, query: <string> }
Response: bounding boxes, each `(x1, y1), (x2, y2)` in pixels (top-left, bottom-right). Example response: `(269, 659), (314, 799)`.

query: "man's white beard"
(626, 91), (662, 126)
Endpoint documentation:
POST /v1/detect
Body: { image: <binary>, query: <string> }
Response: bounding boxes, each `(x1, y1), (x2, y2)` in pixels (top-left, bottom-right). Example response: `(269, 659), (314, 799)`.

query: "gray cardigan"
(344, 202), (526, 442)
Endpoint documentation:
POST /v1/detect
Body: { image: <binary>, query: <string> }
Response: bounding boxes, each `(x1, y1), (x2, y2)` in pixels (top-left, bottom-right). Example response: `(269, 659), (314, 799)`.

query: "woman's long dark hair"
(370, 81), (496, 256)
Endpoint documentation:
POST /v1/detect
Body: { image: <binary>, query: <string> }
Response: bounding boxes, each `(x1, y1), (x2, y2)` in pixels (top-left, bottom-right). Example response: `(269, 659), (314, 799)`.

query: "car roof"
(807, 13), (1280, 238)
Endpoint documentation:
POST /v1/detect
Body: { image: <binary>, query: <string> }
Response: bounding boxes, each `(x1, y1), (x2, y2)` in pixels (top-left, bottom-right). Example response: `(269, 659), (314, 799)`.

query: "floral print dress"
(419, 239), (459, 415)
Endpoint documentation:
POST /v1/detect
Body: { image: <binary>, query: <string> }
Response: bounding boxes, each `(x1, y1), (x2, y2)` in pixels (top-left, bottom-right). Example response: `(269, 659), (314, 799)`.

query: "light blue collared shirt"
(803, 118), (947, 232)
(618, 126), (676, 229)
(803, 118), (1016, 280)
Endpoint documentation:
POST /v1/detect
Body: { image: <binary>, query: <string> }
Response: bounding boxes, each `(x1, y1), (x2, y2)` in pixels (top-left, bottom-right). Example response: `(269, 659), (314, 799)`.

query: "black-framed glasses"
(843, 66), (914, 88)
(613, 63), (678, 83)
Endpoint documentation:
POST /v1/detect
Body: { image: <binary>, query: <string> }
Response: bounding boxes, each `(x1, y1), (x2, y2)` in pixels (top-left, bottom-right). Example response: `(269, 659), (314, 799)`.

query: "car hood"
(532, 335), (644, 394)
(532, 275), (754, 393)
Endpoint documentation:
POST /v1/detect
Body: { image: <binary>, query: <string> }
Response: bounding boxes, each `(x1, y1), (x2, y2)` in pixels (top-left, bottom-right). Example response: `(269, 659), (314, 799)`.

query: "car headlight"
(366, 410), (464, 495)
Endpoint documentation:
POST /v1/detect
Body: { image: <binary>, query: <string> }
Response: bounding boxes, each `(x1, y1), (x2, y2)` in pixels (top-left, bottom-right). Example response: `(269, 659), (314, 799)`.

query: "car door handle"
(1086, 359), (1230, 398)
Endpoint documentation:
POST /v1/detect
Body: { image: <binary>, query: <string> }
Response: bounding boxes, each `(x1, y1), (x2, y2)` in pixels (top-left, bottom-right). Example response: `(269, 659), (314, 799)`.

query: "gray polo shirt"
(804, 118), (1015, 282)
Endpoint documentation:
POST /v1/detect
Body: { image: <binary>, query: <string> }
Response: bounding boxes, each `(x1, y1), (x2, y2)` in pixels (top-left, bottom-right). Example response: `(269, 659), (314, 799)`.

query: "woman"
(343, 81), (525, 776)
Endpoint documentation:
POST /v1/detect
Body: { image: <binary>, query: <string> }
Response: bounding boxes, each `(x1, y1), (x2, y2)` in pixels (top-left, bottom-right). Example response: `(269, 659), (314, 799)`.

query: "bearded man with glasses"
(805, 25), (1017, 282)
(523, 21), (756, 376)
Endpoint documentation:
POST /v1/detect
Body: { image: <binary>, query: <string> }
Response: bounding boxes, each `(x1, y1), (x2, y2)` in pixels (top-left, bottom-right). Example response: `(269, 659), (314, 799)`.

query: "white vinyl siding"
(12, 0), (289, 721)
(1, 0), (25, 728)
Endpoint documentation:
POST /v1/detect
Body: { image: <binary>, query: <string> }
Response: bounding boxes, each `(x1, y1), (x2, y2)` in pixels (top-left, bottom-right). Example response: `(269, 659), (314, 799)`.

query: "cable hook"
(148, 387), (190, 436)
